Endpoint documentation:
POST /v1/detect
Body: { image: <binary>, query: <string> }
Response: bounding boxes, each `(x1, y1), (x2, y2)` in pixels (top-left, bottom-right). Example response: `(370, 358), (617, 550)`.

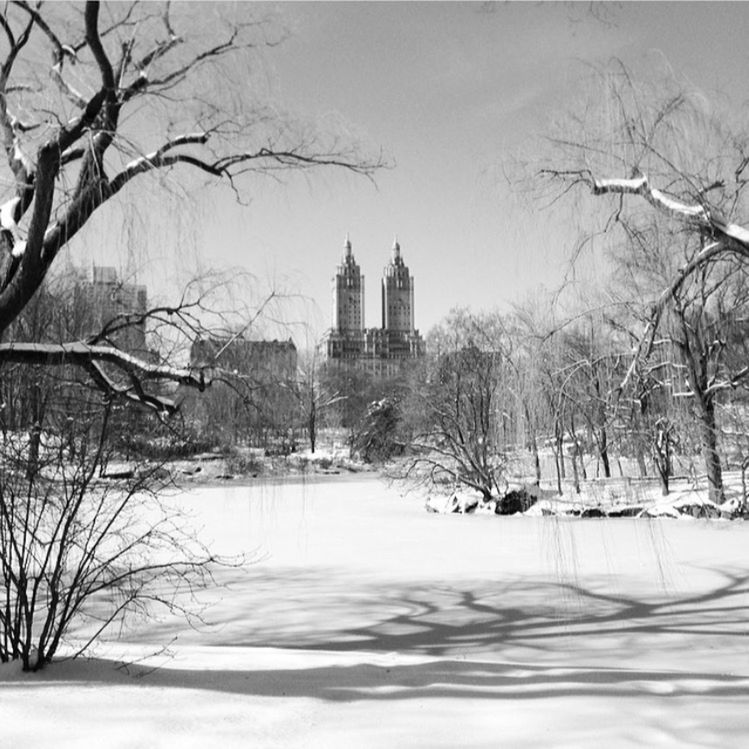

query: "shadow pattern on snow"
(187, 564), (749, 657)
(2, 654), (749, 703)
(2, 566), (749, 702)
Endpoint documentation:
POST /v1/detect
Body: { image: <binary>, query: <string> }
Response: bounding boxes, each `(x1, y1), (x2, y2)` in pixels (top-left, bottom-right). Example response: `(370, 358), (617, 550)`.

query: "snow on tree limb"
(648, 188), (707, 220)
(0, 342), (208, 415)
(545, 165), (749, 250)
(0, 1), (383, 341)
(591, 175), (648, 194)
(709, 215), (749, 246)
(0, 197), (21, 230)
(591, 174), (709, 221)
(0, 1), (383, 415)
(0, 341), (203, 384)
(588, 172), (749, 253)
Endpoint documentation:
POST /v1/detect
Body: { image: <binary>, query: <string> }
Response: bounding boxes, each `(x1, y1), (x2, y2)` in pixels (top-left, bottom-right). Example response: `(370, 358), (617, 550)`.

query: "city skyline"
(70, 2), (749, 343)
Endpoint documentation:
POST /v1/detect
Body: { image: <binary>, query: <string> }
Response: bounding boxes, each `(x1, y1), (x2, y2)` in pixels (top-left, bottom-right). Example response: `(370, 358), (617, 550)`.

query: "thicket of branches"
(0, 0), (380, 409)
(0, 1), (381, 670)
(0, 392), (217, 672)
(382, 62), (749, 505)
(534, 60), (749, 503)
(378, 291), (745, 507)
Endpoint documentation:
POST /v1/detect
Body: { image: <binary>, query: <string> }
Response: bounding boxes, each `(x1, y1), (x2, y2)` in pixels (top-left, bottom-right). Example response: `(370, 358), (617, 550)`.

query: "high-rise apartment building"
(324, 236), (425, 371)
(381, 240), (414, 334)
(334, 236), (364, 335)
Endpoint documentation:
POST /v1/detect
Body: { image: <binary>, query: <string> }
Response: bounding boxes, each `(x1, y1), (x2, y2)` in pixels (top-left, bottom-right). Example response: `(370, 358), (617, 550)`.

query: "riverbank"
(106, 446), (378, 490)
(108, 447), (748, 521)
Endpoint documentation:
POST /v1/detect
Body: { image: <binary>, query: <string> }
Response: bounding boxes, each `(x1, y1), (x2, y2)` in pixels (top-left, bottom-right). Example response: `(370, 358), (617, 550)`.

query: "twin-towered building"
(324, 236), (425, 372)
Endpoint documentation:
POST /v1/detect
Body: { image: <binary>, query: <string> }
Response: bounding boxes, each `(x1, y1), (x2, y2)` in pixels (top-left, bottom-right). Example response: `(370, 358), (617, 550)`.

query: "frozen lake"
(3, 474), (749, 748)
(164, 476), (749, 666)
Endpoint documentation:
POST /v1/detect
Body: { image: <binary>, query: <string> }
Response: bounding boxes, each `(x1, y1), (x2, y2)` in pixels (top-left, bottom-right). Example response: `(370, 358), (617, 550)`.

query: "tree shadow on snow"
(187, 564), (749, 657)
(2, 652), (749, 703)
(3, 565), (749, 702)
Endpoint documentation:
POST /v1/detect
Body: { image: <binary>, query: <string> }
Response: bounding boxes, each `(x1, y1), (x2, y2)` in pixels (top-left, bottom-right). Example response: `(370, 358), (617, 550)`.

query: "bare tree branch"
(0, 342), (207, 415)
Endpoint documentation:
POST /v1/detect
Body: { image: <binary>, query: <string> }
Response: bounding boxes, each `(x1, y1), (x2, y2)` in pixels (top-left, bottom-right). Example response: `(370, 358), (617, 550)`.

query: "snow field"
(1, 475), (749, 748)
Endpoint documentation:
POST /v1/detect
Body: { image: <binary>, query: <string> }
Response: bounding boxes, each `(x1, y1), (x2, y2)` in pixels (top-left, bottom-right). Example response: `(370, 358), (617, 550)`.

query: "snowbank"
(426, 474), (747, 521)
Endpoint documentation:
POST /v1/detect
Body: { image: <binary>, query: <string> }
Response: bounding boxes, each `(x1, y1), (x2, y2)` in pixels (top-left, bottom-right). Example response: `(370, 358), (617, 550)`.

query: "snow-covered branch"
(0, 342), (208, 414)
(588, 172), (749, 255)
(705, 365), (749, 397)
(0, 1), (383, 339)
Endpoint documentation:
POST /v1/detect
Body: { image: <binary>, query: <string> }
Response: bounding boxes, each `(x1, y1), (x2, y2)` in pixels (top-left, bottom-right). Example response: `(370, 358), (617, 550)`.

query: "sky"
(80, 2), (749, 344)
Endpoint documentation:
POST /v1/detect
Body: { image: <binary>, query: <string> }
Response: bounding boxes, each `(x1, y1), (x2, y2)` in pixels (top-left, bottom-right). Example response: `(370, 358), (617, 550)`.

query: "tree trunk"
(598, 427), (611, 478)
(696, 395), (724, 504)
(636, 447), (648, 478)
(27, 423), (41, 480)
(555, 420), (566, 479)
(571, 450), (581, 494)
(527, 429), (541, 485)
(532, 443), (541, 485)
(308, 400), (316, 454)
(553, 447), (563, 495)
(567, 444), (581, 494)
(653, 453), (670, 496)
(25, 381), (45, 480)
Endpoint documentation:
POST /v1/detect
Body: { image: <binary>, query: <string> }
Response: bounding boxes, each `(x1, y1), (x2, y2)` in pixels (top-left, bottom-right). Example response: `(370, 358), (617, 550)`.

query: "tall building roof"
(391, 236), (402, 265)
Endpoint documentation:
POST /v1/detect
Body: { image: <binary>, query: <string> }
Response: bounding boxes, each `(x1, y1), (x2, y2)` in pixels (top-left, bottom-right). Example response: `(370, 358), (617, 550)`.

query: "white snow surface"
(2, 474), (749, 748)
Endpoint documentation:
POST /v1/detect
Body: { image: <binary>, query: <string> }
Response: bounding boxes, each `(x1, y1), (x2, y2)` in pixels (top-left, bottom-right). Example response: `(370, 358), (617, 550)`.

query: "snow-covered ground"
(2, 475), (749, 748)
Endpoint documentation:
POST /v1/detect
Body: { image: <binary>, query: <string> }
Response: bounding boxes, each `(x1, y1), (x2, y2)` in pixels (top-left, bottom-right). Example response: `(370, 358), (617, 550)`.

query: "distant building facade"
(190, 337), (297, 385)
(74, 265), (149, 353)
(185, 336), (298, 446)
(324, 236), (425, 373)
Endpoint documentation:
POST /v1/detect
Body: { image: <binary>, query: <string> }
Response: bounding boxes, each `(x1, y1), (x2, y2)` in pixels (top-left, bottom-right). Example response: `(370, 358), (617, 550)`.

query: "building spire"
(343, 233), (352, 260)
(391, 235), (401, 263)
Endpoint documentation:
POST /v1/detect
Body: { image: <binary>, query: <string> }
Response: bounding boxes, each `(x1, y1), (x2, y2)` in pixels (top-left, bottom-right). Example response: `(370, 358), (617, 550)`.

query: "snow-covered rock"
(719, 497), (745, 519)
(497, 487), (538, 515)
(639, 494), (723, 519)
(424, 492), (480, 514)
(475, 499), (499, 515)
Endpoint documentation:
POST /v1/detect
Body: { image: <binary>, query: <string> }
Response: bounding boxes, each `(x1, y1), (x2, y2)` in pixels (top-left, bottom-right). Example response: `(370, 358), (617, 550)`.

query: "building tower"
(324, 234), (424, 368)
(381, 237), (414, 334)
(334, 234), (364, 334)
(325, 235), (366, 361)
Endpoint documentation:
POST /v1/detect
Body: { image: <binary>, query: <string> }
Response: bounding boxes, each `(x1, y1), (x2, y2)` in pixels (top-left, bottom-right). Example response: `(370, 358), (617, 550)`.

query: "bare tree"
(0, 1), (381, 409)
(0, 393), (221, 672)
(400, 310), (509, 503)
(537, 60), (749, 503)
(295, 347), (345, 454)
(511, 295), (596, 495)
(556, 316), (627, 480)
